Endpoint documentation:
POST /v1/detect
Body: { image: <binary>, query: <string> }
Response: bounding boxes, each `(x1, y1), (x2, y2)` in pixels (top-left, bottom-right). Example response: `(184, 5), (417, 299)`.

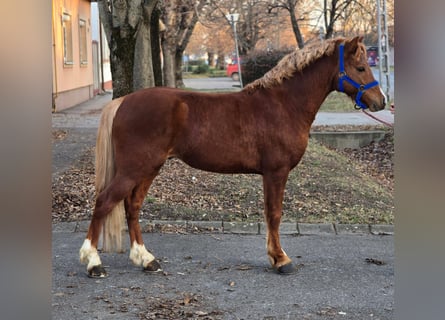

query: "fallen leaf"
(235, 264), (252, 271)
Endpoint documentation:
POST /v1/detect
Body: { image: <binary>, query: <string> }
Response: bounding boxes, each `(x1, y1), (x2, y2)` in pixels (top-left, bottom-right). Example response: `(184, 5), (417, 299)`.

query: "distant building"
(52, 0), (111, 112)
(91, 2), (112, 94)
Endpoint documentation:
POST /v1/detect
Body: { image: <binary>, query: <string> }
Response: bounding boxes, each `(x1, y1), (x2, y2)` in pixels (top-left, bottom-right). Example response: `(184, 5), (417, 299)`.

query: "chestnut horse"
(80, 36), (385, 277)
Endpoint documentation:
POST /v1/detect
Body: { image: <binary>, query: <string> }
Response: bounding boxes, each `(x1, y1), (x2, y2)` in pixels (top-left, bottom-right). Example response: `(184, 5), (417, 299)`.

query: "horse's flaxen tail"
(95, 97), (125, 253)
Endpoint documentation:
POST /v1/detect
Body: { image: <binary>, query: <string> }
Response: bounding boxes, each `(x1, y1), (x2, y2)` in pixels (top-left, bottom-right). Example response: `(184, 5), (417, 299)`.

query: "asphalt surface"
(53, 229), (393, 320)
(52, 79), (394, 319)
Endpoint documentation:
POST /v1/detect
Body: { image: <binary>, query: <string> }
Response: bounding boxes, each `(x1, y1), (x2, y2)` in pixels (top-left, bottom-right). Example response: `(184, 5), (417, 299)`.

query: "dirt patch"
(52, 129), (394, 224)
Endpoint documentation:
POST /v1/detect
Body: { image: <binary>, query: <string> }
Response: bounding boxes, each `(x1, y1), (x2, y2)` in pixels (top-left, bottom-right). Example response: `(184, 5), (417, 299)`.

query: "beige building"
(52, 0), (94, 112)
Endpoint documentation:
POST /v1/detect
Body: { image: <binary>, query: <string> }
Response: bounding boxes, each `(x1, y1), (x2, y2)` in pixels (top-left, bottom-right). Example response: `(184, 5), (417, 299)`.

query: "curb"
(52, 220), (393, 236)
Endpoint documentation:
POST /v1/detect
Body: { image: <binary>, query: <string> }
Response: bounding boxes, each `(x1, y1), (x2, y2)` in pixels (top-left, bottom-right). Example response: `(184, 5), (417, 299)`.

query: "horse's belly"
(176, 148), (261, 175)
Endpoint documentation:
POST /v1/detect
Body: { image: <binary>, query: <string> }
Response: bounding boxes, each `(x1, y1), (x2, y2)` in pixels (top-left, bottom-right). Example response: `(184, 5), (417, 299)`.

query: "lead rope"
(361, 109), (393, 128)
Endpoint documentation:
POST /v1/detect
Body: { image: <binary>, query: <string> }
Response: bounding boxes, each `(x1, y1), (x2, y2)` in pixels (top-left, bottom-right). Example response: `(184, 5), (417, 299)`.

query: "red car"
(226, 58), (241, 81)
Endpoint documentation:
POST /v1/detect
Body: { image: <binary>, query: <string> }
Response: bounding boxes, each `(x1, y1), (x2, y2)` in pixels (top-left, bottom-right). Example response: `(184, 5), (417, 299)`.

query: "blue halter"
(338, 43), (379, 110)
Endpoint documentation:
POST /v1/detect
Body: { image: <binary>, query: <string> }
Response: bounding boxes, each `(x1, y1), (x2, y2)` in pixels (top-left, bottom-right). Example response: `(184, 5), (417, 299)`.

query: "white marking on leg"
(265, 231), (275, 266)
(129, 241), (155, 268)
(265, 229), (289, 266)
(79, 239), (102, 271)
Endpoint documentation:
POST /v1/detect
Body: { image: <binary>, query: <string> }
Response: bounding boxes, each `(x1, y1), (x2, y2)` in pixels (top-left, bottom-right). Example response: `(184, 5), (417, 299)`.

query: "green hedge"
(192, 62), (210, 74)
(241, 49), (293, 86)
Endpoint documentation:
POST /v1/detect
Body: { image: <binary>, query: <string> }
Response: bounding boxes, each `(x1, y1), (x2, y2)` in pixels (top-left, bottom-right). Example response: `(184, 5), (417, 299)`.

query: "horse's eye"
(356, 66), (366, 72)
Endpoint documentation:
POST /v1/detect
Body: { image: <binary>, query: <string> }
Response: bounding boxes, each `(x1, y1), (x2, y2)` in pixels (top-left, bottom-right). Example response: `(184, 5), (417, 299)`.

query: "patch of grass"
(145, 196), (157, 204)
(183, 68), (227, 79)
(319, 92), (356, 112)
(182, 73), (209, 79)
(287, 141), (393, 224)
(209, 69), (226, 77)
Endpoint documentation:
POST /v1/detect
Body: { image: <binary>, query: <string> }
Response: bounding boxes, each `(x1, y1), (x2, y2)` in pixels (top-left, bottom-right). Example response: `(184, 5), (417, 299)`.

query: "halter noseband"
(338, 43), (379, 110)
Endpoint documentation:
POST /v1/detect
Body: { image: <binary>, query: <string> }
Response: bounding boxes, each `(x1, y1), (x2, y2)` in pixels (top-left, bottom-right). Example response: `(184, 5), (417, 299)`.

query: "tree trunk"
(161, 40), (175, 87)
(175, 49), (184, 88)
(109, 35), (136, 99)
(288, 0), (304, 49)
(323, 0), (339, 39)
(216, 49), (225, 70)
(208, 51), (215, 67)
(159, 0), (206, 88)
(97, 0), (159, 99)
(133, 4), (155, 91)
(151, 8), (163, 86)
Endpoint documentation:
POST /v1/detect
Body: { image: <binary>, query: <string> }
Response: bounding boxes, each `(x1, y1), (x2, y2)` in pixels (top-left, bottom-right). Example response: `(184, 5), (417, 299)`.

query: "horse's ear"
(345, 36), (362, 55)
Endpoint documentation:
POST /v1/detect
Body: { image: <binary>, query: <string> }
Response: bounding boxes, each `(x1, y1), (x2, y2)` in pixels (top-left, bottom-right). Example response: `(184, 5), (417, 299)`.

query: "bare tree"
(341, 0), (394, 45)
(207, 0), (273, 55)
(98, 0), (159, 98)
(268, 0), (305, 49)
(320, 0), (356, 39)
(159, 0), (207, 88)
(186, 21), (233, 69)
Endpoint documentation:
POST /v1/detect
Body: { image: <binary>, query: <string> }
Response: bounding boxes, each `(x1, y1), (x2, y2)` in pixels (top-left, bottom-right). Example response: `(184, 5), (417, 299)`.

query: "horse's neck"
(282, 55), (337, 117)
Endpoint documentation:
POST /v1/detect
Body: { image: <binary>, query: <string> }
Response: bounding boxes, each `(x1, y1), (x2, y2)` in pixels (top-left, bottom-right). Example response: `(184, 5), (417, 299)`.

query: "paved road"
(53, 227), (393, 320)
(184, 77), (241, 90)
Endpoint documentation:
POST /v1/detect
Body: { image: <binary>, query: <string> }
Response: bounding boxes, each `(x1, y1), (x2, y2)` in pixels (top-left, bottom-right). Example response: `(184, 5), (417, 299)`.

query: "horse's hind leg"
(80, 175), (135, 277)
(263, 169), (296, 274)
(125, 176), (162, 273)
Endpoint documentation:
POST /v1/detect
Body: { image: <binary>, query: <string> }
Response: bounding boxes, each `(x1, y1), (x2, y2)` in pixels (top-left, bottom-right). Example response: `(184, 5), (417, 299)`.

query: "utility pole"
(377, 0), (391, 103)
(226, 13), (243, 88)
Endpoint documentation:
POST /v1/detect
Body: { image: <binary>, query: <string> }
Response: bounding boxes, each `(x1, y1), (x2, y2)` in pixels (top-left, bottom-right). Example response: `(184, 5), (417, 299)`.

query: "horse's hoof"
(276, 262), (297, 275)
(88, 265), (108, 278)
(143, 260), (163, 274)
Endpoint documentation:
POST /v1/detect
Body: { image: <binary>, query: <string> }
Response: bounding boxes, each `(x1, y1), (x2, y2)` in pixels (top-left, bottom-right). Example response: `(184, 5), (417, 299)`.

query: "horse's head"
(336, 36), (386, 112)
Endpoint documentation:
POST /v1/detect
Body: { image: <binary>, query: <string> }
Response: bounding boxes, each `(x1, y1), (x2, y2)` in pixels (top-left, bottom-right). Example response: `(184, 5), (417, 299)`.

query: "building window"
(79, 19), (88, 65)
(62, 13), (73, 65)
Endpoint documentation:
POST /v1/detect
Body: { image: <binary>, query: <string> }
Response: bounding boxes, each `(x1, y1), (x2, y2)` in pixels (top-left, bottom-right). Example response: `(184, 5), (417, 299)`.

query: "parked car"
(366, 46), (379, 66)
(226, 57), (241, 81)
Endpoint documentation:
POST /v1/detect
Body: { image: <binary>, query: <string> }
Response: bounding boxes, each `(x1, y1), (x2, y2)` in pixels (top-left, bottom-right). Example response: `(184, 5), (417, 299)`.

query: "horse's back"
(111, 87), (264, 173)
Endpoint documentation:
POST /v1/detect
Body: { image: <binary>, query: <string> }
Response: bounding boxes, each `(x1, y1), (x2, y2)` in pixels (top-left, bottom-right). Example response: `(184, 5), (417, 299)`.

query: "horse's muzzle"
(371, 99), (386, 112)
(367, 93), (386, 112)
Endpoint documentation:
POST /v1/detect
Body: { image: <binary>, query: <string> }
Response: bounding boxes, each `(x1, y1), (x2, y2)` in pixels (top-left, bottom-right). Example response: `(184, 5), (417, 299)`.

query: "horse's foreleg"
(125, 177), (162, 273)
(80, 176), (135, 277)
(263, 169), (296, 274)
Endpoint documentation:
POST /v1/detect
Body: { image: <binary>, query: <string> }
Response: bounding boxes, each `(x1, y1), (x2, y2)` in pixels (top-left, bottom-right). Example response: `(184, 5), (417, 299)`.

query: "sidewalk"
(52, 92), (112, 128)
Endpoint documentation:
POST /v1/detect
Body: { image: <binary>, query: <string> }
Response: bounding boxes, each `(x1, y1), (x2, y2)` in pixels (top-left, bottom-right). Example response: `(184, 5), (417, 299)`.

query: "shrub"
(241, 49), (293, 86)
(192, 62), (210, 74)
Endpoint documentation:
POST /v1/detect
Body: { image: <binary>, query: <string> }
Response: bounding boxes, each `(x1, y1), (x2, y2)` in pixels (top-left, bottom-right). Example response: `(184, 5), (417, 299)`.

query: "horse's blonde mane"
(243, 37), (344, 92)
